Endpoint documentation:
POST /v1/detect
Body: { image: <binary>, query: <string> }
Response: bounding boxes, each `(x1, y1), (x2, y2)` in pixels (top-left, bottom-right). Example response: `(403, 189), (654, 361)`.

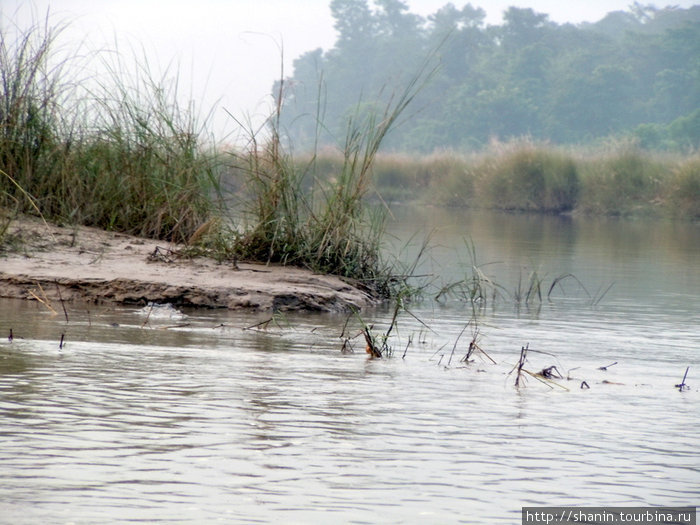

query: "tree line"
(276, 1), (700, 152)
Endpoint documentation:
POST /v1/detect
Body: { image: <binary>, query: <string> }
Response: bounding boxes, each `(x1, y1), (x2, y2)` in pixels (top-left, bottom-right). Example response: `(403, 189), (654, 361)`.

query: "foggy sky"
(4, 0), (697, 139)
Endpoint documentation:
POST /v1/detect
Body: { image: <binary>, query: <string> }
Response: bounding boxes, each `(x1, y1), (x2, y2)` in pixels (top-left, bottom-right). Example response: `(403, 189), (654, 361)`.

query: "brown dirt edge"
(0, 217), (377, 312)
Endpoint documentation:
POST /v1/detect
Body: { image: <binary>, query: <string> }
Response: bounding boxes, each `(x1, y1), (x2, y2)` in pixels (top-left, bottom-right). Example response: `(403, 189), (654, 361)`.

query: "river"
(0, 208), (698, 524)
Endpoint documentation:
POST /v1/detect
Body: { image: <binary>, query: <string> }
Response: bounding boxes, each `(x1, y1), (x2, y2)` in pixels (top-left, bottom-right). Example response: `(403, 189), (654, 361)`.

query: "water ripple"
(0, 294), (698, 523)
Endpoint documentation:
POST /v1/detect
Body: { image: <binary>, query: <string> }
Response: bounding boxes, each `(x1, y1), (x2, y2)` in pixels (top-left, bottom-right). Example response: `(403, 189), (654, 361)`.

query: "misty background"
(3, 0), (699, 150)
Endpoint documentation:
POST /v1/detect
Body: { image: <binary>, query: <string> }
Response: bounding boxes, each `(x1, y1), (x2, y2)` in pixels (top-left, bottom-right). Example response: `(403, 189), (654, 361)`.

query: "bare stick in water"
(675, 367), (690, 392)
(55, 281), (68, 323)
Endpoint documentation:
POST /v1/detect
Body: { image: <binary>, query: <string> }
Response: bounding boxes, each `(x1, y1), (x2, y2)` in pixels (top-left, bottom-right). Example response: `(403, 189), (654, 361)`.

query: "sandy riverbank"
(0, 218), (376, 312)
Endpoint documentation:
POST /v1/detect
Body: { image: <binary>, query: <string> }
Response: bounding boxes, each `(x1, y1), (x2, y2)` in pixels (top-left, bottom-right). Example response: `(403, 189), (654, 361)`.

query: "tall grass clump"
(69, 56), (221, 243)
(665, 156), (700, 219)
(476, 142), (580, 213)
(0, 13), (222, 243)
(417, 151), (475, 206)
(576, 144), (666, 216)
(229, 61), (437, 296)
(0, 14), (70, 214)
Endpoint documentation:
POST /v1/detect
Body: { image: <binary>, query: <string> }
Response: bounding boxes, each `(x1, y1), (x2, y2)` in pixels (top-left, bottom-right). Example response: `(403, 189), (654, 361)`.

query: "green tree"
(277, 2), (700, 152)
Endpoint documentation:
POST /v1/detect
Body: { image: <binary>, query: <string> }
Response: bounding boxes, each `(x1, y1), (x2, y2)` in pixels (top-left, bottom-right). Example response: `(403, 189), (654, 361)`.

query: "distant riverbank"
(303, 142), (699, 219)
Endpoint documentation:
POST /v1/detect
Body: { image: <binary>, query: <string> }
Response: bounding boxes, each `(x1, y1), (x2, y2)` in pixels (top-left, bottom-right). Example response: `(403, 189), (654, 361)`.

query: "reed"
(475, 141), (580, 213)
(435, 239), (507, 309)
(665, 156), (700, 219)
(315, 142), (699, 219)
(0, 14), (223, 243)
(513, 269), (544, 306)
(227, 57), (437, 295)
(68, 52), (222, 242)
(0, 14), (70, 218)
(576, 144), (666, 216)
(511, 344), (530, 387)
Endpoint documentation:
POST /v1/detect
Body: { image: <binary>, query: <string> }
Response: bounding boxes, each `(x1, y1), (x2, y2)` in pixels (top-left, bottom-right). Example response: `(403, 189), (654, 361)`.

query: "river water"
(0, 209), (698, 524)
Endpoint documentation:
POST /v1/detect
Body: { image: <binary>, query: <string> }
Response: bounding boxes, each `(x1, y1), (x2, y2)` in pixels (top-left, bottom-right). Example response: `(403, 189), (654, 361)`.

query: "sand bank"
(0, 218), (376, 312)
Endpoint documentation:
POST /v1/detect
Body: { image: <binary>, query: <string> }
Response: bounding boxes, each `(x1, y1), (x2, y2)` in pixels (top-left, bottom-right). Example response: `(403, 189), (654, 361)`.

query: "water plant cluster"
(332, 286), (692, 393)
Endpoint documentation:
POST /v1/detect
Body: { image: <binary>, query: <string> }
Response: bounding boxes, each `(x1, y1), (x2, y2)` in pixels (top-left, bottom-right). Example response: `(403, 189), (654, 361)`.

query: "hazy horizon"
(4, 0), (698, 139)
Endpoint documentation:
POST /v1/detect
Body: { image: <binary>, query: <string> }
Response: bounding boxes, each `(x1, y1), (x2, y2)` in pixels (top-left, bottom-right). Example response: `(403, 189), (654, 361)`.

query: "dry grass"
(300, 140), (699, 219)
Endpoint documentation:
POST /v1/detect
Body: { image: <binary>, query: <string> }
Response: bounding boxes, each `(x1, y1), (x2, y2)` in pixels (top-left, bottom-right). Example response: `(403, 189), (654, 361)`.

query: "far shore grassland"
(311, 141), (700, 219)
(1, 14), (698, 302)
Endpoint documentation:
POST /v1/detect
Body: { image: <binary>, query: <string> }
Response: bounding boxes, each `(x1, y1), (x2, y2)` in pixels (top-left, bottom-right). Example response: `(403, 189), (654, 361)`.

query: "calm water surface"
(1, 209), (698, 524)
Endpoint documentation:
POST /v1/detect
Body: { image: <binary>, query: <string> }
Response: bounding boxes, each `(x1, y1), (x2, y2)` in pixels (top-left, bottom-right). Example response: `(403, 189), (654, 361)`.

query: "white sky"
(4, 0), (697, 139)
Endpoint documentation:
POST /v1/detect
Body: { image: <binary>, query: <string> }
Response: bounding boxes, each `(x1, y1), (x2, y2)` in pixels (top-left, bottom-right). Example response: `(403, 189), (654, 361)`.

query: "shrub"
(665, 156), (700, 219)
(577, 146), (664, 215)
(478, 146), (579, 213)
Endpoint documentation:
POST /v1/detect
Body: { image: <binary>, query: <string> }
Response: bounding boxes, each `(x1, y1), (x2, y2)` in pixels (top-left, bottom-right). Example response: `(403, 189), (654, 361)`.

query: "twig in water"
(402, 334), (412, 359)
(362, 326), (382, 359)
(448, 323), (469, 366)
(598, 361), (618, 371)
(567, 367), (580, 380)
(159, 323), (191, 330)
(675, 367), (690, 392)
(591, 282), (614, 306)
(29, 282), (57, 315)
(580, 381), (590, 389)
(339, 311), (355, 339)
(341, 338), (354, 354)
(8, 328), (13, 342)
(59, 333), (65, 349)
(140, 303), (155, 328)
(511, 343), (529, 387)
(539, 366), (563, 379)
(245, 318), (271, 330)
(547, 273), (589, 301)
(460, 319), (496, 365)
(418, 327), (428, 345)
(508, 344), (562, 388)
(430, 343), (448, 360)
(55, 281), (68, 323)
